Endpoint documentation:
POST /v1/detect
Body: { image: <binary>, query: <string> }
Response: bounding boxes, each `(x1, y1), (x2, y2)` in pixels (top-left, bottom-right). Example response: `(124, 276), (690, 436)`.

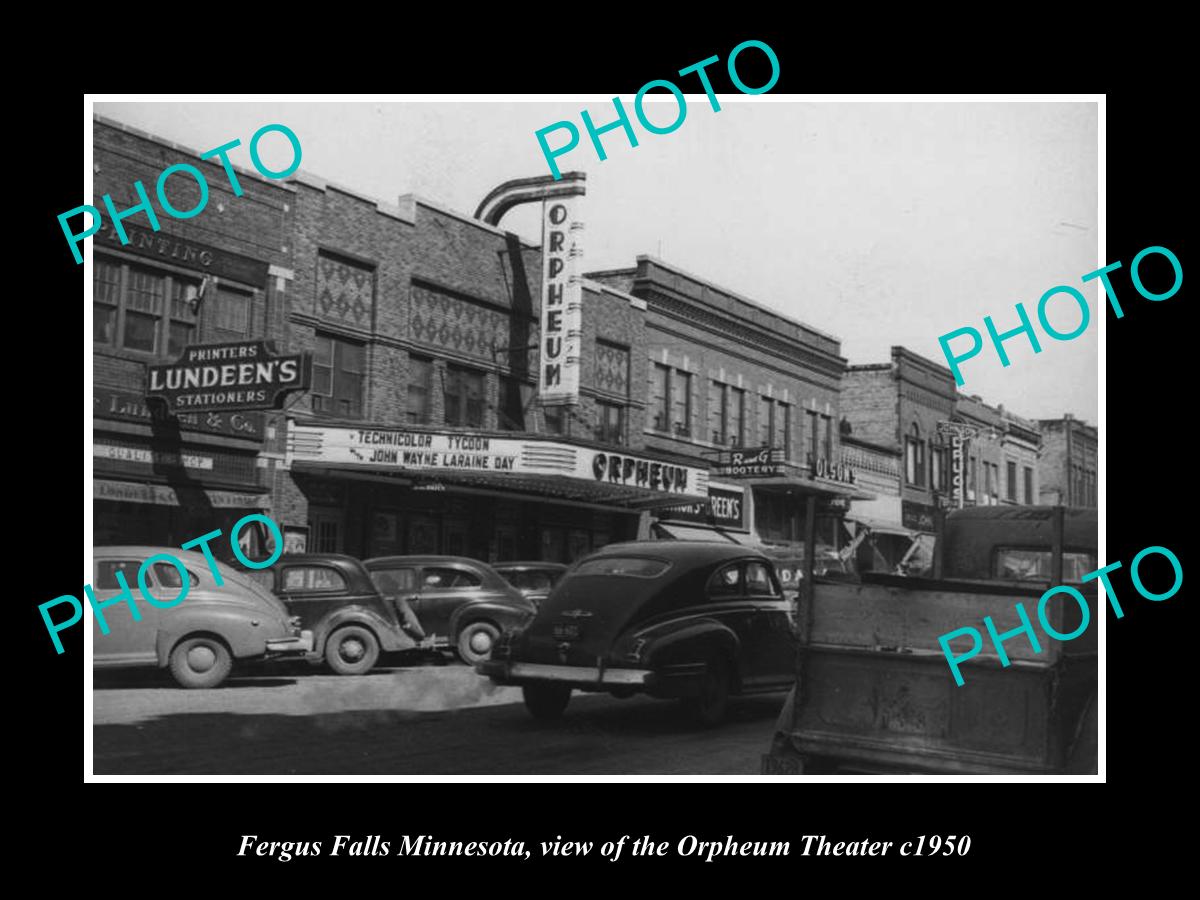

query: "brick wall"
(842, 366), (897, 448)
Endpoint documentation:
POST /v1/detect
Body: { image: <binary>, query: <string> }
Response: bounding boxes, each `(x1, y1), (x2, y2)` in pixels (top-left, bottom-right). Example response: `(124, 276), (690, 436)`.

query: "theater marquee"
(287, 424), (709, 499)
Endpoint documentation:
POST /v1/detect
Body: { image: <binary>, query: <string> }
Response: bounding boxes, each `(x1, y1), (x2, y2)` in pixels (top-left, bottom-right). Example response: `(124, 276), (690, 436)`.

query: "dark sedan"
(254, 553), (422, 675)
(492, 562), (569, 608)
(478, 541), (796, 726)
(364, 556), (536, 665)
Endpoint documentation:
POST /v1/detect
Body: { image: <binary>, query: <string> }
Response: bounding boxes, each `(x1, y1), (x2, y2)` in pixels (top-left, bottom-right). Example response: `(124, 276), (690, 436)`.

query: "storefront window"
(407, 356), (434, 424)
(595, 400), (624, 445)
(444, 364), (485, 427)
(312, 333), (365, 418)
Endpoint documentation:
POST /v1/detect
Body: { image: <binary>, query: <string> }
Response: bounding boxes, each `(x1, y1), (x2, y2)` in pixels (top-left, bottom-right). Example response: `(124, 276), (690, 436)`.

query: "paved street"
(92, 659), (788, 775)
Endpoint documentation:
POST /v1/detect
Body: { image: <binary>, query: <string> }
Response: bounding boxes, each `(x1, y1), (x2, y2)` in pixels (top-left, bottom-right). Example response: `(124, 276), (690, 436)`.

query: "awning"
(290, 462), (707, 510)
(845, 515), (916, 538)
(742, 475), (875, 502)
(93, 478), (269, 508)
(652, 522), (741, 543)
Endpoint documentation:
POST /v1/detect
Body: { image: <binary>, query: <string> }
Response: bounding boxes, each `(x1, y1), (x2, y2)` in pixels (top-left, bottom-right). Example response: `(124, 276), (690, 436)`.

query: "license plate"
(553, 622), (582, 641)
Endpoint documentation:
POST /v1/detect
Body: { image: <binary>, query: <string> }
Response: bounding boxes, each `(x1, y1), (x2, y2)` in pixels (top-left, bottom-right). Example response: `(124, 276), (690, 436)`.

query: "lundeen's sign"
(288, 424), (709, 498)
(148, 341), (311, 413)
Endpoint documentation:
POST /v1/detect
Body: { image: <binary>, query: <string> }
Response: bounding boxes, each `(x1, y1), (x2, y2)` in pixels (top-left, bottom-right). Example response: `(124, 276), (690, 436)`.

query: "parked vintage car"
(363, 556), (536, 665)
(477, 541), (796, 725)
(253, 553), (423, 675)
(492, 562), (569, 608)
(92, 546), (312, 689)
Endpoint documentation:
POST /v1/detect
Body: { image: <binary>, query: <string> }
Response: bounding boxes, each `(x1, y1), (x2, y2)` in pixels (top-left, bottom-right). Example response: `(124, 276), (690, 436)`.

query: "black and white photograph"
(74, 95), (1111, 779)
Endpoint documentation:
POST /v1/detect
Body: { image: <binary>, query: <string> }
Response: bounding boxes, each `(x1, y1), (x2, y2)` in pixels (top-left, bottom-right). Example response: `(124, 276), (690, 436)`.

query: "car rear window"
(371, 567), (418, 594)
(96, 560), (139, 589)
(282, 566), (347, 592)
(502, 570), (555, 591)
(573, 557), (670, 578)
(995, 548), (1098, 583)
(153, 563), (198, 589)
(422, 568), (482, 589)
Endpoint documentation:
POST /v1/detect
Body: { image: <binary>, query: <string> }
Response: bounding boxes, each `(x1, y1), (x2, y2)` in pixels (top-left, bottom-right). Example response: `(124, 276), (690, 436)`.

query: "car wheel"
(169, 635), (233, 689)
(325, 625), (380, 676)
(456, 621), (500, 666)
(523, 683), (572, 720)
(682, 656), (731, 727)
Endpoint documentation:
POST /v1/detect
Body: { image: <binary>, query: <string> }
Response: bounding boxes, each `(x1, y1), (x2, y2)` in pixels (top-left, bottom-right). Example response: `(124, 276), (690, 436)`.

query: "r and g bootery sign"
(148, 340), (310, 413)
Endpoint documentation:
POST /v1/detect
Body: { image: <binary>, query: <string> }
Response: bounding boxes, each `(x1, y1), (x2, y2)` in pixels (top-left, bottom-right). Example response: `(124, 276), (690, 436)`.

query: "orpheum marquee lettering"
(591, 452), (689, 493)
(148, 340), (310, 414)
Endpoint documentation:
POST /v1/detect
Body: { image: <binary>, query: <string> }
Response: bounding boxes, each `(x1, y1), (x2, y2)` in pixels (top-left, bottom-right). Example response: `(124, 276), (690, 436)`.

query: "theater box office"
(284, 421), (711, 562)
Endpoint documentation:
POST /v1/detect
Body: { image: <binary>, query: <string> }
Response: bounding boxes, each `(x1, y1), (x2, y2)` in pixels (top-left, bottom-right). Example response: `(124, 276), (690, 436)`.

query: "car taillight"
(288, 616), (303, 635)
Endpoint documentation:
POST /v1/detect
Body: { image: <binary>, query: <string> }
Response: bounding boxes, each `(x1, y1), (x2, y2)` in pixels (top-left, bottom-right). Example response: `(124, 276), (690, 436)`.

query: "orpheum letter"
(539, 197), (584, 404)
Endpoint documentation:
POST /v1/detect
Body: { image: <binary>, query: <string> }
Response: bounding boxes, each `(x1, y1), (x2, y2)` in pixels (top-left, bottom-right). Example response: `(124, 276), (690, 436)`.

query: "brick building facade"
(1038, 414), (1097, 507)
(843, 347), (960, 539)
(92, 116), (294, 552)
(590, 257), (869, 583)
(275, 172), (667, 563)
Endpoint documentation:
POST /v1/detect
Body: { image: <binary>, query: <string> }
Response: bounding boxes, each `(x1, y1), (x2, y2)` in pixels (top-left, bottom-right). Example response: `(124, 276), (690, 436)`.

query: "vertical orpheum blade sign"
(540, 197), (583, 405)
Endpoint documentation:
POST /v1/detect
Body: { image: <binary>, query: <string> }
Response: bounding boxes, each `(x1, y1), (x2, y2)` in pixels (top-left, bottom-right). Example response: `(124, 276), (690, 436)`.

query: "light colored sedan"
(92, 546), (312, 688)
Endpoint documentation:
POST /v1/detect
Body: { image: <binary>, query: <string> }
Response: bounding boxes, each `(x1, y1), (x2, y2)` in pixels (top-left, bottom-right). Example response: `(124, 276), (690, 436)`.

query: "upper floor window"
(931, 446), (948, 492)
(312, 332), (365, 418)
(758, 395), (774, 447)
(406, 356), (434, 424)
(595, 400), (625, 445)
(209, 285), (253, 342)
(649, 363), (691, 437)
(444, 364), (484, 428)
(94, 256), (200, 358)
(1023, 465), (1034, 505)
(1006, 461), (1018, 502)
(905, 423), (926, 487)
(498, 376), (533, 432)
(708, 382), (746, 446)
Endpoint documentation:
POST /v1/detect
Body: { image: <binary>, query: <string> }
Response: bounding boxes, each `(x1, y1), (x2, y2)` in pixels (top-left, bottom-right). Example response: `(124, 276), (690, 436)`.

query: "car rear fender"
(154, 604), (283, 665)
(314, 606), (409, 654)
(639, 618), (742, 687)
(449, 600), (534, 638)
